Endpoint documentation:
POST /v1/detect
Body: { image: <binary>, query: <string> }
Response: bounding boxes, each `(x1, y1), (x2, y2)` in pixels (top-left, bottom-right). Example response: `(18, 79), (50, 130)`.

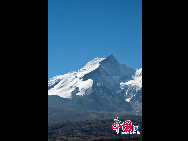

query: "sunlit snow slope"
(120, 68), (142, 91)
(48, 58), (105, 98)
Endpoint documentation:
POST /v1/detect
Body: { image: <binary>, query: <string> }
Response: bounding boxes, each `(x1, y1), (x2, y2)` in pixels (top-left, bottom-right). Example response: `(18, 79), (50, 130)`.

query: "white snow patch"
(76, 79), (93, 96)
(120, 68), (142, 91)
(125, 97), (132, 102)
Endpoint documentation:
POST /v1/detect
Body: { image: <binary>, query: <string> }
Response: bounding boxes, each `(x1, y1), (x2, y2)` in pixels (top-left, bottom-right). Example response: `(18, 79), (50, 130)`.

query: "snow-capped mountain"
(48, 57), (105, 98)
(48, 55), (142, 115)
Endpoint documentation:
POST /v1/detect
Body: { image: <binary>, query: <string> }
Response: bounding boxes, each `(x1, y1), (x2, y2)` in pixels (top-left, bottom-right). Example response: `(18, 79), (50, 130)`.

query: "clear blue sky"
(48, 0), (142, 79)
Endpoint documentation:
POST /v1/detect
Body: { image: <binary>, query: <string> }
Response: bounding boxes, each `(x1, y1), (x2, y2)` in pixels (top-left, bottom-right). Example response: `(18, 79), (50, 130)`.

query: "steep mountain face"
(48, 55), (142, 116)
(82, 55), (135, 92)
(48, 57), (105, 98)
(120, 68), (142, 115)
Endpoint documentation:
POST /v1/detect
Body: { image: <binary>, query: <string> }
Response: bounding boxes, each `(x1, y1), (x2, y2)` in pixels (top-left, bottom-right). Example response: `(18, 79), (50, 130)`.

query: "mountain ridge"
(48, 55), (142, 120)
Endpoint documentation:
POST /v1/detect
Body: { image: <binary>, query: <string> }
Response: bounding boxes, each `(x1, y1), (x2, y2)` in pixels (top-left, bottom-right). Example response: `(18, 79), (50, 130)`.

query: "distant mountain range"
(48, 55), (142, 121)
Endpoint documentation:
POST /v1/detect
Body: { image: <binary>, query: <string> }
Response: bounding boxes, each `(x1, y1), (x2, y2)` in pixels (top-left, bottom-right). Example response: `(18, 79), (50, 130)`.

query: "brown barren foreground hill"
(48, 118), (142, 141)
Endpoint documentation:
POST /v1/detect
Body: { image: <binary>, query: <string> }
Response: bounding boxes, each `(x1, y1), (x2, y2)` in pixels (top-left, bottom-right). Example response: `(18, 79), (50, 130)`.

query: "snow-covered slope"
(48, 55), (142, 115)
(48, 57), (105, 98)
(119, 68), (142, 107)
(120, 68), (142, 91)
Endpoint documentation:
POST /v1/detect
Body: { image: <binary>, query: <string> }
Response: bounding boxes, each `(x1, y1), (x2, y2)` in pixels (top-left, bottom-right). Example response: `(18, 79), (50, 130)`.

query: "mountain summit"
(48, 55), (135, 98)
(48, 55), (142, 117)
